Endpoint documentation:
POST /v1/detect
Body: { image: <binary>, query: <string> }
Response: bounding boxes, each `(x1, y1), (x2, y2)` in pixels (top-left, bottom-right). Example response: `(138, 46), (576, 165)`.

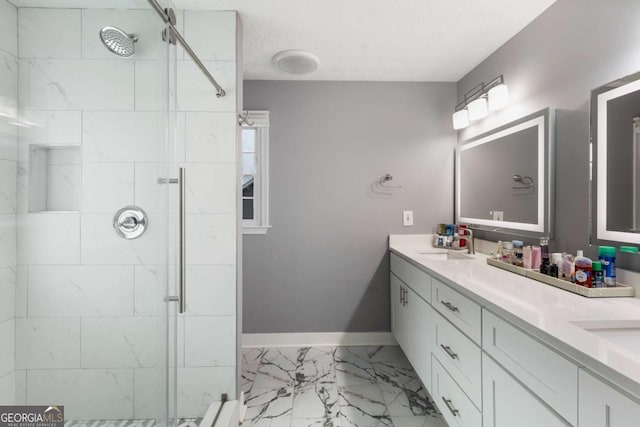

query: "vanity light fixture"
(467, 98), (488, 121)
(452, 109), (470, 130)
(452, 75), (508, 130)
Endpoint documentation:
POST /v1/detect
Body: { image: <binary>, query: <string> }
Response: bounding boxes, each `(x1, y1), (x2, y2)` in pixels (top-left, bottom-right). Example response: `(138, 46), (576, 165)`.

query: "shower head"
(99, 26), (138, 57)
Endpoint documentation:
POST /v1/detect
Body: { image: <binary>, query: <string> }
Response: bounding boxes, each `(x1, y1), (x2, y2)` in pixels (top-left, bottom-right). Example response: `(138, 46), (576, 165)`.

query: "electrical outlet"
(403, 210), (414, 226)
(493, 210), (504, 221)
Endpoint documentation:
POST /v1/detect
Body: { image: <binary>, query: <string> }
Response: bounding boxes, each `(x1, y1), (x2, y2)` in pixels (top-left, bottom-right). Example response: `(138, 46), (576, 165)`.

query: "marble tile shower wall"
(13, 7), (239, 419)
(0, 0), (18, 406)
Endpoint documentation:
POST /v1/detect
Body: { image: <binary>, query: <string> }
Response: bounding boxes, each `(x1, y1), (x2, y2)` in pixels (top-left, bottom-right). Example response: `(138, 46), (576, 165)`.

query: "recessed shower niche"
(29, 145), (81, 212)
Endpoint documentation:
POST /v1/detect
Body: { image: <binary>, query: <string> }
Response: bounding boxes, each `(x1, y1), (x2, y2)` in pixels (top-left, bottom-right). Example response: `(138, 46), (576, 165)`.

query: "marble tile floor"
(241, 346), (448, 427)
(64, 419), (201, 427)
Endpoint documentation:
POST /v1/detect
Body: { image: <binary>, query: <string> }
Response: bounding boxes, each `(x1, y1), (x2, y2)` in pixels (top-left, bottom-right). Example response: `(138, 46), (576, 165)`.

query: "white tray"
(486, 258), (635, 298)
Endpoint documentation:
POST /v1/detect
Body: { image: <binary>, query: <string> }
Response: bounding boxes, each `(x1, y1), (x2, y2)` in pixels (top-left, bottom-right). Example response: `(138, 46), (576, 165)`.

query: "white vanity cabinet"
(389, 249), (640, 427)
(483, 354), (569, 427)
(579, 370), (640, 427)
(390, 269), (433, 387)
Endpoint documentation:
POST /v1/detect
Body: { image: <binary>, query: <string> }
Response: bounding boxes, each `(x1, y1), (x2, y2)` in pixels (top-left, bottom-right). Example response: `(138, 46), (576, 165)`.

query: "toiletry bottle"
(531, 246), (542, 270)
(598, 246), (616, 287)
(540, 237), (549, 260)
(574, 250), (593, 288)
(452, 232), (460, 249)
(550, 253), (562, 278)
(502, 241), (514, 264)
(562, 253), (574, 282)
(592, 261), (605, 288)
(540, 258), (550, 275)
(558, 252), (567, 279)
(523, 246), (532, 269)
(512, 240), (524, 267)
(458, 225), (467, 248)
(446, 224), (453, 236)
(495, 241), (503, 260)
(539, 237), (550, 274)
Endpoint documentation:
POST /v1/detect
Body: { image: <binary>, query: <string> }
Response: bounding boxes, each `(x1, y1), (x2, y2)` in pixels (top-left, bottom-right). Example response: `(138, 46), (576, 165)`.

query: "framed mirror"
(455, 108), (554, 237)
(592, 70), (640, 245)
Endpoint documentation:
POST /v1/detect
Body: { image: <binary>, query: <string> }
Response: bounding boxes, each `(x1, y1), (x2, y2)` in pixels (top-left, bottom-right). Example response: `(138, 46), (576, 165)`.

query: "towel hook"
(512, 174), (534, 190)
(378, 173), (402, 189)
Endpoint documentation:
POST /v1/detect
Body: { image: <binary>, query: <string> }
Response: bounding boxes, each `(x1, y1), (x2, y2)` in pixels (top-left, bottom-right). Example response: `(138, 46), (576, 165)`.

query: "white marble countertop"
(389, 234), (640, 398)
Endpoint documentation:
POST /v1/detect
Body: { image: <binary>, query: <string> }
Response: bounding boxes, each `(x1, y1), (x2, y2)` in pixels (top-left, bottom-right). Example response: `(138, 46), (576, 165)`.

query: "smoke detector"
(272, 50), (319, 75)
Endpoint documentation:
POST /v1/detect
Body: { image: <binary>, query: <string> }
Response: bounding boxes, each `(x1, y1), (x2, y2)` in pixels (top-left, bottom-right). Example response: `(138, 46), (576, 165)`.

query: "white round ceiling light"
(272, 50), (319, 75)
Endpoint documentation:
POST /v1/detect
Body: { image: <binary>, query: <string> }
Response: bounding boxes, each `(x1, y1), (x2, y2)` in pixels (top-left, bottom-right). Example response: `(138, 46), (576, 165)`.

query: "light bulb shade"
(488, 84), (509, 111)
(467, 98), (488, 121)
(452, 109), (469, 130)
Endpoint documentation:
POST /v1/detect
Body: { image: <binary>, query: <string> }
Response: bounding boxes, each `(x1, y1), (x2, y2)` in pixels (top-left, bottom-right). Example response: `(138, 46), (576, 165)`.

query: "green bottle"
(592, 261), (604, 288)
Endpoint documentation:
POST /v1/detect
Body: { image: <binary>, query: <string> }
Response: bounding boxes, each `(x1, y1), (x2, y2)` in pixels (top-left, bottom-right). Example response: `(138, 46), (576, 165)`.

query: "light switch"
(493, 211), (504, 221)
(403, 210), (414, 226)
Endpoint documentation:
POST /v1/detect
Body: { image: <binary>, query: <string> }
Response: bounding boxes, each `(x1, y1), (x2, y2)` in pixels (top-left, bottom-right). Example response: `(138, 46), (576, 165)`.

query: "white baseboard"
(241, 332), (397, 348)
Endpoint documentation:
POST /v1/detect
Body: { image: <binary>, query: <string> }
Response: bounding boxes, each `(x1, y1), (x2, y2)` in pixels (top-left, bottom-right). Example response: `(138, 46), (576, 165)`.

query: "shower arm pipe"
(147, 0), (226, 98)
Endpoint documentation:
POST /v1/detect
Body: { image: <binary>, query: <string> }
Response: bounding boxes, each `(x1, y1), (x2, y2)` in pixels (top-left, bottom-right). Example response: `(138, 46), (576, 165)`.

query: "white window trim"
(242, 110), (270, 235)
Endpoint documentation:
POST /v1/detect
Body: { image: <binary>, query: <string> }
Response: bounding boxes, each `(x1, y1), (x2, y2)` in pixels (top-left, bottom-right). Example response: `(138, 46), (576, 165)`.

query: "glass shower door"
(0, 1), (179, 426)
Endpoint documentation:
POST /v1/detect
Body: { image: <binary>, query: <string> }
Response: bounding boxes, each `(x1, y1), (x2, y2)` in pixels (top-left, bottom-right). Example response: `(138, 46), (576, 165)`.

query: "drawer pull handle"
(441, 397), (459, 417)
(441, 301), (459, 312)
(440, 344), (458, 360)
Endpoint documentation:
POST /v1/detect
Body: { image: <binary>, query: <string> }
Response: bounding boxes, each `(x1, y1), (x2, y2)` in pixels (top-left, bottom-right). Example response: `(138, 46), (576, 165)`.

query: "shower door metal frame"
(147, 0), (226, 98)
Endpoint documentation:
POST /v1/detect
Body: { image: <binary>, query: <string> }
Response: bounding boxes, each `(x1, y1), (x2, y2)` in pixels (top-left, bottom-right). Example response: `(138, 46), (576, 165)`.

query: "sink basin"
(571, 320), (640, 354)
(419, 252), (474, 261)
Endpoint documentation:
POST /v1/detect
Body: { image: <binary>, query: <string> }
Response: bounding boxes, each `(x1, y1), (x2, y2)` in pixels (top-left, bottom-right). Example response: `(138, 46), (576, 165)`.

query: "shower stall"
(0, 0), (240, 426)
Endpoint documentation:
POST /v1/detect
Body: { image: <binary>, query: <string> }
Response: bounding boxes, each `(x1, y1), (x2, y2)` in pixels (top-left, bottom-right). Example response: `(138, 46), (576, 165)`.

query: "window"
(241, 111), (270, 234)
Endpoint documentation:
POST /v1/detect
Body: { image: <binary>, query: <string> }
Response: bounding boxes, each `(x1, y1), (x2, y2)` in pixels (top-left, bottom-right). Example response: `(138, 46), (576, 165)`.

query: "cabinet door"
(390, 273), (408, 351)
(483, 354), (570, 427)
(579, 369), (640, 427)
(483, 309), (577, 424)
(405, 286), (433, 388)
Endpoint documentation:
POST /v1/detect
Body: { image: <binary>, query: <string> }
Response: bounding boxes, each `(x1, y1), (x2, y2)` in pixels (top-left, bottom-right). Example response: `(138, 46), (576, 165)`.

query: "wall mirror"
(592, 70), (640, 245)
(456, 108), (554, 237)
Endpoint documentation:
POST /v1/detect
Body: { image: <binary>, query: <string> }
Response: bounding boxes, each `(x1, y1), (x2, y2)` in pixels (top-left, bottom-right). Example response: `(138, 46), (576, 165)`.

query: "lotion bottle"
(523, 246), (532, 269)
(574, 250), (593, 288)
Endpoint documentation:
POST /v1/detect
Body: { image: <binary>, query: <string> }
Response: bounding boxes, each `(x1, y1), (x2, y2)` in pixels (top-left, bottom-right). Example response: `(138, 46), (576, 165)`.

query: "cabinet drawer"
(432, 356), (482, 427)
(482, 309), (578, 425)
(579, 369), (640, 427)
(391, 252), (411, 285)
(432, 278), (481, 344)
(390, 252), (431, 302)
(433, 310), (481, 407)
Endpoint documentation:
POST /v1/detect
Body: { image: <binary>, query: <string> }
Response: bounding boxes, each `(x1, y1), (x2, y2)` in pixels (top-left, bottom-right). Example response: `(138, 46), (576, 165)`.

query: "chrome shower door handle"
(179, 167), (186, 313)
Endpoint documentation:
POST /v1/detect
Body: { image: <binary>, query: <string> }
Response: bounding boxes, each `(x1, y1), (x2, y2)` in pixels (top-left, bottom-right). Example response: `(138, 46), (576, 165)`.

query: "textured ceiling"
(10, 0), (557, 82)
(175, 0), (557, 81)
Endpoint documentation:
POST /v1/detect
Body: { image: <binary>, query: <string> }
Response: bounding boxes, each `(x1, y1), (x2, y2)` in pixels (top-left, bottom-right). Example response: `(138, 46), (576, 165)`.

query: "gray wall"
(243, 81), (456, 333)
(458, 0), (640, 267)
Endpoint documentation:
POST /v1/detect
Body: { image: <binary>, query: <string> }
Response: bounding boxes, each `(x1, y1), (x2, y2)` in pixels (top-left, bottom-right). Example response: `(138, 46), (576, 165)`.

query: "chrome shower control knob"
(113, 206), (148, 239)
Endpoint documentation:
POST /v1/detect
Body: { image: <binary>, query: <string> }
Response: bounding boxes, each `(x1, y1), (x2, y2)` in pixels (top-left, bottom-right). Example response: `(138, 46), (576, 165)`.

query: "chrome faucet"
(460, 228), (475, 255)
